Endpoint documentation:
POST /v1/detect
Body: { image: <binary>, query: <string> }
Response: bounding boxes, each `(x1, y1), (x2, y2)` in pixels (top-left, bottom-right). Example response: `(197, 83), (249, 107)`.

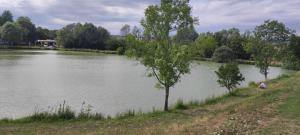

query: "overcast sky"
(0, 0), (299, 35)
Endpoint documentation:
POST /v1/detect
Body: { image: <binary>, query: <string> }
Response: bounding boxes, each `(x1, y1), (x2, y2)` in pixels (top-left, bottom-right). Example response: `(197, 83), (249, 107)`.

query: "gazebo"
(35, 40), (57, 48)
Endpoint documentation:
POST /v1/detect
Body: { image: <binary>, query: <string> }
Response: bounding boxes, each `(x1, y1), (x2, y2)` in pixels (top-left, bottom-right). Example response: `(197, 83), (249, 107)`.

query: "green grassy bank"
(0, 72), (299, 134)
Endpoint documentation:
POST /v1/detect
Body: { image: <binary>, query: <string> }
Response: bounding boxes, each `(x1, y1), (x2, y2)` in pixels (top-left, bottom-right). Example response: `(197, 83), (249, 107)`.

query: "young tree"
(215, 63), (245, 95)
(120, 24), (130, 36)
(255, 44), (276, 80)
(251, 20), (293, 80)
(128, 0), (196, 111)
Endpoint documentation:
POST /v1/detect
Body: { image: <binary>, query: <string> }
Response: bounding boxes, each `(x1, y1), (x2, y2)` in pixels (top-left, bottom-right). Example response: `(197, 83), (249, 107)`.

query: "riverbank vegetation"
(0, 72), (299, 134)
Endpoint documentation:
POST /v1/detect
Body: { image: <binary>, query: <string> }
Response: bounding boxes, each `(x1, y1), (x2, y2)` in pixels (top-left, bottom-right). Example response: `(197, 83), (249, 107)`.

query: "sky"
(0, 0), (300, 35)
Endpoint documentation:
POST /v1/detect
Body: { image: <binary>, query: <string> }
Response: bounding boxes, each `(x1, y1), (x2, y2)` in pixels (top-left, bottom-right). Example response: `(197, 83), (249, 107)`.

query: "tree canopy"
(16, 16), (36, 43)
(215, 63), (245, 94)
(0, 22), (22, 45)
(56, 23), (110, 49)
(0, 10), (13, 26)
(212, 46), (235, 63)
(128, 0), (196, 111)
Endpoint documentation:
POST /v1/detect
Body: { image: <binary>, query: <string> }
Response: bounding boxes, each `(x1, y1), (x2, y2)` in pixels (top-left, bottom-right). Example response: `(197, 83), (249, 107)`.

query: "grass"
(278, 87), (300, 119)
(0, 72), (299, 134)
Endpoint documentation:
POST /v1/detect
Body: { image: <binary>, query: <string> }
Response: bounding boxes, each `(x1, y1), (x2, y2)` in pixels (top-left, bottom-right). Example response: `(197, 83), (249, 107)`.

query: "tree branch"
(152, 67), (166, 86)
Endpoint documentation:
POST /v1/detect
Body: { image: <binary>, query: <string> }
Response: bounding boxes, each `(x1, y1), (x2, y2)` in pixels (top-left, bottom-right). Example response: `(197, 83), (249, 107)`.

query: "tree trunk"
(164, 86), (170, 112)
(264, 72), (268, 81)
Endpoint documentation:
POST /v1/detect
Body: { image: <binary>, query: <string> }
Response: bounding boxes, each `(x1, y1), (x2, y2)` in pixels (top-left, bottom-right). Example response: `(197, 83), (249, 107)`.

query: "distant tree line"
(0, 10), (56, 45)
(1, 10), (300, 70)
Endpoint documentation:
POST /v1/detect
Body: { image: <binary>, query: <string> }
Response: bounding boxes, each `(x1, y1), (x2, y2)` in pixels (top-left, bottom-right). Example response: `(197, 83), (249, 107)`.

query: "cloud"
(0, 0), (299, 34)
(51, 18), (75, 25)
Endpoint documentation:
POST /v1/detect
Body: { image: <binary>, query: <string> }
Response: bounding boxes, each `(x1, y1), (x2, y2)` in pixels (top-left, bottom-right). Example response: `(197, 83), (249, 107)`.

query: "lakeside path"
(0, 72), (299, 135)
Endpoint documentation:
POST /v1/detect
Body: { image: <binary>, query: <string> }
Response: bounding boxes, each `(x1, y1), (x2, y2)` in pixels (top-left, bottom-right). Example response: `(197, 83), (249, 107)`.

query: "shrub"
(212, 46), (235, 63)
(215, 63), (245, 94)
(174, 99), (188, 110)
(248, 81), (258, 87)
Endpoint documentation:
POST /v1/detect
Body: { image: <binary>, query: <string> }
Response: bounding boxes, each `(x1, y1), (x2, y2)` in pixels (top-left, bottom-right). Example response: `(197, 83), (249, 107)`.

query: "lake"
(0, 50), (294, 118)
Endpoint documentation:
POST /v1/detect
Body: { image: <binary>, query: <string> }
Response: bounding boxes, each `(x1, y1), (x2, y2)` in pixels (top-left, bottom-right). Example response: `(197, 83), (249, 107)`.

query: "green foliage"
(282, 35), (300, 70)
(212, 46), (235, 63)
(174, 99), (188, 110)
(16, 16), (36, 43)
(0, 10), (13, 26)
(215, 63), (245, 94)
(254, 44), (276, 80)
(105, 37), (126, 50)
(35, 26), (57, 40)
(254, 20), (293, 45)
(56, 23), (110, 50)
(128, 0), (196, 111)
(78, 102), (105, 120)
(214, 28), (250, 59)
(0, 22), (22, 45)
(194, 33), (217, 58)
(248, 81), (257, 87)
(173, 27), (198, 45)
(27, 101), (75, 122)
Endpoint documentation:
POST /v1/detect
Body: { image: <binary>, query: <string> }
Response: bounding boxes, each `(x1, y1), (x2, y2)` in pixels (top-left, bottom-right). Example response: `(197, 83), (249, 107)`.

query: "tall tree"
(0, 10), (13, 26)
(254, 20), (293, 45)
(120, 24), (130, 36)
(0, 22), (22, 45)
(16, 16), (36, 44)
(252, 20), (293, 80)
(129, 0), (196, 111)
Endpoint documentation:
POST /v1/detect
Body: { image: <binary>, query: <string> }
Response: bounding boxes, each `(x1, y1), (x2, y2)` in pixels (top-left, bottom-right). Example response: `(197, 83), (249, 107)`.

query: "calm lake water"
(0, 50), (294, 118)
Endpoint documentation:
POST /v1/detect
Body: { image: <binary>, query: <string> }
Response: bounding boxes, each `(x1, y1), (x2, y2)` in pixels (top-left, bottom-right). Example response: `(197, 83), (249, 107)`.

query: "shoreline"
(0, 72), (299, 134)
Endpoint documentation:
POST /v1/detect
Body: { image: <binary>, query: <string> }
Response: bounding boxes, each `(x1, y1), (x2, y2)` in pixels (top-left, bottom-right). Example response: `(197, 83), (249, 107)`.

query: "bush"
(116, 47), (126, 55)
(248, 81), (257, 87)
(105, 37), (126, 51)
(212, 46), (235, 63)
(174, 99), (188, 110)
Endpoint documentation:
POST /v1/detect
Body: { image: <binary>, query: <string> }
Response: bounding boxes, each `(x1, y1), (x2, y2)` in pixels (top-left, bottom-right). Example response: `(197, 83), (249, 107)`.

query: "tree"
(0, 22), (22, 45)
(0, 10), (13, 26)
(212, 46), (235, 63)
(214, 28), (249, 59)
(282, 34), (300, 70)
(120, 24), (130, 36)
(128, 0), (196, 111)
(215, 63), (245, 95)
(251, 20), (293, 80)
(105, 37), (126, 51)
(244, 36), (275, 80)
(254, 20), (293, 45)
(131, 26), (142, 39)
(254, 43), (275, 80)
(194, 33), (217, 58)
(16, 16), (36, 44)
(173, 27), (198, 44)
(36, 27), (56, 40)
(56, 23), (110, 49)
